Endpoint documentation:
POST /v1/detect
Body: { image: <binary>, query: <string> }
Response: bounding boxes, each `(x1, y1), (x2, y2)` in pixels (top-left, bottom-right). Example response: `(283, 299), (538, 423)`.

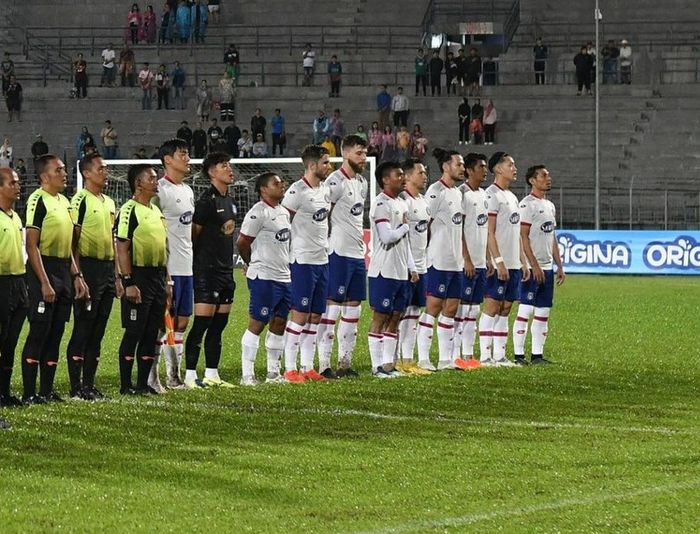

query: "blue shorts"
(519, 269), (554, 308)
(401, 272), (426, 308)
(171, 275), (194, 317)
(290, 262), (329, 315)
(426, 267), (462, 300)
(461, 268), (487, 304)
(485, 269), (522, 302)
(327, 252), (366, 302)
(368, 275), (409, 314)
(247, 277), (291, 323)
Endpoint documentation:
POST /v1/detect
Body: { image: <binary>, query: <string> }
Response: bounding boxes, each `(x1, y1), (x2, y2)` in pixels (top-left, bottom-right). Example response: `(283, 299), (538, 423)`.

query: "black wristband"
(120, 274), (135, 287)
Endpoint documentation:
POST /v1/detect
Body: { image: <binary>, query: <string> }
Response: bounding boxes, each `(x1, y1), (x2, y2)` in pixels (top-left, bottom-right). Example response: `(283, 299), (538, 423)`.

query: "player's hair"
(158, 138), (189, 165)
(488, 151), (510, 173)
(375, 161), (401, 189)
(0, 167), (13, 186)
(432, 147), (459, 173)
(79, 152), (103, 175)
(127, 164), (154, 193)
(202, 152), (231, 178)
(300, 144), (329, 167)
(253, 172), (277, 195)
(464, 152), (487, 170)
(401, 157), (422, 173)
(525, 164), (547, 185)
(35, 154), (59, 179)
(341, 134), (368, 151)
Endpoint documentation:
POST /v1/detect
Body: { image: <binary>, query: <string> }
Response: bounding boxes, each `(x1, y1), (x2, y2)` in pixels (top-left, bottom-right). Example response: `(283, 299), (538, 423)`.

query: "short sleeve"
(327, 177), (343, 204)
(70, 193), (87, 227)
(519, 200), (533, 226)
(192, 195), (214, 226)
(486, 191), (500, 216)
(239, 206), (264, 240)
(25, 194), (47, 230)
(372, 200), (391, 224)
(281, 183), (302, 213)
(116, 203), (138, 241)
(425, 188), (441, 220)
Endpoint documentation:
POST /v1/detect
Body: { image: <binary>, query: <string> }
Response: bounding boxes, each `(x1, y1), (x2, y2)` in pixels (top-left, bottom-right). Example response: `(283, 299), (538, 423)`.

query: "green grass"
(0, 274), (699, 532)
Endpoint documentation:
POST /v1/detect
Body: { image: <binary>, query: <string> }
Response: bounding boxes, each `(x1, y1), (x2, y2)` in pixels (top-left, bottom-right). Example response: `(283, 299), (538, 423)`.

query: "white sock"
(159, 339), (172, 379)
(173, 331), (185, 377)
(338, 305), (361, 367)
(283, 322), (303, 372)
(316, 304), (341, 370)
(148, 352), (161, 387)
(531, 307), (551, 355)
(436, 314), (455, 364)
(381, 332), (398, 366)
(493, 315), (509, 361)
(452, 304), (468, 359)
(368, 332), (383, 369)
(184, 369), (198, 382)
(300, 323), (318, 372)
(416, 312), (435, 363)
(266, 331), (285, 375)
(399, 305), (420, 361)
(241, 329), (259, 377)
(204, 367), (220, 380)
(478, 313), (495, 361)
(461, 305), (480, 358)
(513, 304), (534, 356)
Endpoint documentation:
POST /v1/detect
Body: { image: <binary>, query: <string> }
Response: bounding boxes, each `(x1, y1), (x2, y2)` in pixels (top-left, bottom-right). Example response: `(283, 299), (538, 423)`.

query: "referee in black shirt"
(183, 152), (237, 388)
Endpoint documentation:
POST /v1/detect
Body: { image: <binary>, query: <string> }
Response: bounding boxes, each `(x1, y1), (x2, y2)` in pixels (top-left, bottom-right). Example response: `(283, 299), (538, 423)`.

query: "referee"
(184, 152), (236, 388)
(66, 153), (122, 400)
(0, 169), (27, 426)
(116, 164), (171, 395)
(22, 155), (89, 404)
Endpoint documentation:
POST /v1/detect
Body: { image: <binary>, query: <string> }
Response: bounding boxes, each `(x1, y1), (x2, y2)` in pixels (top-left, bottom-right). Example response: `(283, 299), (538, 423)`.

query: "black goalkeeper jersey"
(192, 185), (237, 273)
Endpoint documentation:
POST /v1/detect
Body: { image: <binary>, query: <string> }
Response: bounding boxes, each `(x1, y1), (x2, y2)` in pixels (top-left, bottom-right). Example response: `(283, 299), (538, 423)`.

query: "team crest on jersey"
(509, 212), (520, 224)
(179, 211), (193, 225)
(415, 220), (429, 233)
(452, 213), (463, 225)
(540, 221), (555, 233)
(313, 208), (329, 222)
(476, 213), (488, 226)
(382, 298), (390, 308)
(221, 220), (235, 235)
(275, 228), (291, 242)
(350, 202), (363, 216)
(260, 307), (269, 316)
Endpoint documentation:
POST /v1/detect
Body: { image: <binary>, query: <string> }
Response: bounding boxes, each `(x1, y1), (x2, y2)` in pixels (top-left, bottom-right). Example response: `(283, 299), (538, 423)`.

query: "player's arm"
(25, 196), (55, 302)
(113, 235), (124, 298)
(236, 234), (253, 265)
(236, 208), (263, 268)
(461, 201), (475, 277)
(374, 202), (408, 245)
(552, 230), (565, 285)
(69, 195), (89, 299)
(520, 223), (542, 283)
(116, 206), (141, 303)
(486, 214), (507, 282)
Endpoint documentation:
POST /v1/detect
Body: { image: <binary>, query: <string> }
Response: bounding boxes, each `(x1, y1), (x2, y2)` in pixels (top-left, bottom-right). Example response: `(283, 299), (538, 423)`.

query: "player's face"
(210, 161), (234, 185)
(447, 154), (466, 182)
(263, 175), (285, 202)
(0, 170), (20, 203)
(468, 159), (488, 185)
(385, 168), (405, 196)
(532, 168), (551, 191)
(345, 145), (368, 174)
(138, 168), (159, 195)
(85, 157), (108, 189)
(168, 148), (191, 176)
(44, 159), (68, 193)
(498, 156), (517, 182)
(313, 154), (333, 180)
(406, 163), (428, 191)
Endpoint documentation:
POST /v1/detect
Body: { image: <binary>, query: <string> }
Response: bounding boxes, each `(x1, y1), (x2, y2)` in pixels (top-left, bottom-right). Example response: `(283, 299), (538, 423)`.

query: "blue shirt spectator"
(171, 64), (186, 87)
(271, 112), (285, 134)
(377, 86), (391, 110)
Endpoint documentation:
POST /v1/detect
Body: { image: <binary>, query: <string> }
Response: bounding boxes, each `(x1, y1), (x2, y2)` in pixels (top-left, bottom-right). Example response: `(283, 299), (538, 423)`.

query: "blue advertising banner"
(557, 230), (700, 275)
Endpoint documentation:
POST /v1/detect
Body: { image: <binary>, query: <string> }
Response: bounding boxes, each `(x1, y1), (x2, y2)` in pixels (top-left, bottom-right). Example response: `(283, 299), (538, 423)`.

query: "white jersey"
(519, 193), (557, 270)
(282, 177), (330, 265)
(239, 201), (291, 282)
(155, 177), (194, 276)
(400, 191), (429, 274)
(327, 168), (368, 259)
(368, 192), (410, 280)
(485, 183), (521, 269)
(460, 183), (488, 269)
(425, 179), (464, 272)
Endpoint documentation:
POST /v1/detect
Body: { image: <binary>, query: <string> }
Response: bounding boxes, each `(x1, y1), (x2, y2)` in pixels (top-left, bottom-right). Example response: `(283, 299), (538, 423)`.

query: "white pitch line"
(357, 479), (700, 534)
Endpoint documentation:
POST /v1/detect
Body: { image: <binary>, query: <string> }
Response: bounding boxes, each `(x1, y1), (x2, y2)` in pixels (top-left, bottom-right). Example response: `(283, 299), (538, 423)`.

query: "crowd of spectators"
(125, 1), (220, 46)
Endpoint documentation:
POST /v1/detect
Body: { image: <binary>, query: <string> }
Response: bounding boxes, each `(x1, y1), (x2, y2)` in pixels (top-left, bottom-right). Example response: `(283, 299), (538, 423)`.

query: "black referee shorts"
(0, 275), (28, 325)
(193, 269), (235, 305)
(120, 267), (167, 330)
(26, 257), (73, 324)
(74, 258), (116, 321)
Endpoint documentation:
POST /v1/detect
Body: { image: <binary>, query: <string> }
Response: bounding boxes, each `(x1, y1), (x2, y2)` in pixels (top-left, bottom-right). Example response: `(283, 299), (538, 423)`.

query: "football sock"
(368, 332), (383, 369)
(513, 304), (534, 356)
(204, 313), (228, 370)
(39, 321), (64, 396)
(452, 304), (468, 359)
(416, 312), (435, 363)
(436, 314), (455, 364)
(493, 315), (509, 361)
(185, 369), (198, 382)
(300, 322), (318, 371)
(532, 307), (551, 355)
(173, 331), (185, 378)
(185, 315), (213, 371)
(478, 313), (495, 361)
(241, 330), (259, 377)
(283, 322), (303, 372)
(316, 303), (341, 370)
(338, 305), (361, 367)
(265, 331), (285, 375)
(381, 332), (398, 366)
(461, 305), (479, 358)
(399, 305), (420, 361)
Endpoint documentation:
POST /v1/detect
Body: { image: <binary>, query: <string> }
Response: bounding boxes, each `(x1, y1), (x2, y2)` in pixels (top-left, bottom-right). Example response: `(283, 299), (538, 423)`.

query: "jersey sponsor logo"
(476, 213), (488, 226)
(350, 202), (363, 216)
(313, 207), (329, 222)
(275, 228), (291, 242)
(643, 236), (700, 270)
(557, 233), (631, 268)
(540, 221), (555, 233)
(509, 212), (520, 224)
(179, 211), (193, 225)
(451, 212), (463, 225)
(415, 220), (429, 233)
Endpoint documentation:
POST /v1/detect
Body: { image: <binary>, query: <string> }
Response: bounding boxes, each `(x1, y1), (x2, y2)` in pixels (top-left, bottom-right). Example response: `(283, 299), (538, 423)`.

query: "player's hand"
(521, 266), (531, 282)
(409, 271), (419, 283)
(41, 281), (56, 303)
(115, 278), (125, 299)
(497, 263), (508, 282)
(556, 268), (566, 286)
(74, 277), (90, 300)
(533, 265), (545, 284)
(126, 285), (141, 304)
(242, 264), (248, 276)
(463, 258), (475, 279)
(165, 283), (173, 306)
(486, 262), (495, 277)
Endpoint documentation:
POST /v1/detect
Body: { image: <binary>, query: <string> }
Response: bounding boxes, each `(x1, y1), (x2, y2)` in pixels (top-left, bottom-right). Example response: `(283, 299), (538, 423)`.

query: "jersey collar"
(439, 178), (453, 188)
(339, 166), (355, 180)
(262, 199), (279, 208)
(530, 190), (544, 199)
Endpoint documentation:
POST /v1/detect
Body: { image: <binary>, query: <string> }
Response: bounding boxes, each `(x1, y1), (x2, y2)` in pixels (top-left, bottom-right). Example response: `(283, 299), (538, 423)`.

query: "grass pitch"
(0, 274), (698, 532)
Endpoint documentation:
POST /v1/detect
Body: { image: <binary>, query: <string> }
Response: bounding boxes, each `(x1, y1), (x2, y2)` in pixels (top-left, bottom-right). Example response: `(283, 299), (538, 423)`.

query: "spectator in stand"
(138, 62), (154, 110)
(455, 48), (467, 95)
(533, 37), (548, 84)
(329, 109), (345, 153)
(252, 134), (268, 157)
(602, 39), (620, 84)
(30, 135), (48, 168)
(377, 84), (391, 130)
(465, 47), (482, 96)
(380, 126), (396, 162)
(320, 135), (336, 157)
(73, 53), (88, 99)
(16, 159), (27, 179)
(171, 61), (186, 110)
(391, 86), (409, 128)
(445, 51), (457, 95)
(483, 99), (497, 145)
(302, 43), (316, 86)
(410, 124), (428, 161)
(75, 127), (96, 159)
(574, 45), (593, 95)
(271, 108), (286, 156)
(1, 52), (14, 96)
(224, 120), (241, 157)
(471, 98), (483, 122)
(127, 4), (143, 45)
(195, 79), (211, 121)
(191, 0), (208, 44)
(237, 130), (253, 158)
(218, 70), (235, 121)
(469, 115), (483, 145)
(176, 120), (193, 150)
(100, 120), (118, 159)
(586, 41), (597, 85)
(619, 39), (632, 84)
(133, 146), (147, 159)
(100, 44), (116, 87)
(144, 5), (157, 44)
(207, 119), (224, 152)
(155, 64), (170, 110)
(250, 108), (266, 141)
(414, 48), (428, 96)
(458, 97), (470, 145)
(368, 121), (382, 158)
(312, 110), (330, 144)
(355, 124), (368, 143)
(396, 126), (411, 160)
(159, 3), (174, 44)
(328, 55), (342, 97)
(192, 122), (208, 158)
(5, 75), (22, 122)
(0, 137), (12, 168)
(224, 44), (240, 85)
(482, 57), (497, 86)
(208, 0), (221, 23)
(429, 50), (443, 96)
(176, 0), (191, 44)
(119, 43), (136, 87)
